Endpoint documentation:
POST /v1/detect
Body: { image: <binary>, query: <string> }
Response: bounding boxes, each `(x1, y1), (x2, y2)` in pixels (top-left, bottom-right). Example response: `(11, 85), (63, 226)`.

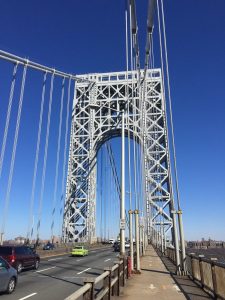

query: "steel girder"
(63, 69), (176, 243)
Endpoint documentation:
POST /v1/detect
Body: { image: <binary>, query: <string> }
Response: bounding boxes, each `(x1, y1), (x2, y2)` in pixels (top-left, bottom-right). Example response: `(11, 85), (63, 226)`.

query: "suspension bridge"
(0, 1), (222, 300)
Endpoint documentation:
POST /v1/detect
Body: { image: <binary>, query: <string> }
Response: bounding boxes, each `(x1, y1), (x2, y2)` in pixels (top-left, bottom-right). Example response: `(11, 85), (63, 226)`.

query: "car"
(71, 246), (88, 256)
(114, 243), (120, 252)
(125, 242), (130, 249)
(0, 256), (17, 294)
(43, 243), (55, 250)
(0, 245), (40, 273)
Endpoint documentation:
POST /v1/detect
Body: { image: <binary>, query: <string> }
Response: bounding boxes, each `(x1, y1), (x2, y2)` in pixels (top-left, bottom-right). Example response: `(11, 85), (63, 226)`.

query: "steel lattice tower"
(63, 69), (177, 244)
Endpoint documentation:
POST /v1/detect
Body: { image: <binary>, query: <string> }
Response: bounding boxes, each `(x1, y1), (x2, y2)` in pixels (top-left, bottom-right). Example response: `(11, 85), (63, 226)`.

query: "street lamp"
(120, 106), (125, 256)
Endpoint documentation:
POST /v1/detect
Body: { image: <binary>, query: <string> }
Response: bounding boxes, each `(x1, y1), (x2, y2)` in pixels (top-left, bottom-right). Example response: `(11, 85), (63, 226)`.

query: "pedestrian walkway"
(113, 245), (212, 300)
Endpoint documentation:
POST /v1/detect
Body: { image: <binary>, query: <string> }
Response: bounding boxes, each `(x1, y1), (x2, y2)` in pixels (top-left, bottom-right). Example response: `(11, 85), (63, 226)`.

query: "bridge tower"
(63, 68), (178, 247)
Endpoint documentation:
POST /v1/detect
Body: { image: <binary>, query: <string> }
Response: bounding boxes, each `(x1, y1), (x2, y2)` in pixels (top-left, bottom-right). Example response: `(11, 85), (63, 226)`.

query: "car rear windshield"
(74, 246), (83, 249)
(0, 247), (13, 255)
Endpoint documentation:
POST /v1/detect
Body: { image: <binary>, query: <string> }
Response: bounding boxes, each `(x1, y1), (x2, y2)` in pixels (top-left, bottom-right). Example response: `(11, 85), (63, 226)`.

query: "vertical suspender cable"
(130, 0), (141, 212)
(125, 2), (132, 211)
(129, 0), (141, 269)
(1, 63), (28, 237)
(144, 0), (156, 77)
(51, 77), (65, 241)
(100, 147), (103, 240)
(36, 72), (55, 242)
(141, 0), (156, 229)
(160, 0), (181, 210)
(109, 155), (112, 239)
(106, 143), (121, 199)
(0, 63), (18, 177)
(160, 0), (186, 272)
(156, 0), (181, 271)
(157, 0), (165, 251)
(126, 0), (134, 268)
(27, 72), (47, 241)
(129, 3), (138, 210)
(60, 77), (72, 236)
(104, 145), (107, 241)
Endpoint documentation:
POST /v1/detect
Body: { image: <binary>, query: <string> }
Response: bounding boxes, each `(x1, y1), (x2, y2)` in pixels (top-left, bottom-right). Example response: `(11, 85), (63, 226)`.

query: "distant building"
(187, 239), (225, 249)
(14, 236), (26, 244)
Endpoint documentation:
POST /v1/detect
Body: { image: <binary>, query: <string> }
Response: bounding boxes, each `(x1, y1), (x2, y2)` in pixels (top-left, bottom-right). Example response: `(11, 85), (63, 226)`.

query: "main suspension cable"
(0, 63), (18, 178)
(0, 49), (91, 83)
(59, 77), (72, 236)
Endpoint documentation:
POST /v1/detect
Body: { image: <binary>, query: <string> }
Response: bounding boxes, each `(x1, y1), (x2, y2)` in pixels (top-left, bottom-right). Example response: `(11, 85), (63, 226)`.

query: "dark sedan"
(43, 243), (55, 250)
(114, 243), (120, 252)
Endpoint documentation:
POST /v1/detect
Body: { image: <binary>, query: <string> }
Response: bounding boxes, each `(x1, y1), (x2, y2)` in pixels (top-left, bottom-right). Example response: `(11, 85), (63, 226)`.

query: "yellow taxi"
(71, 246), (88, 257)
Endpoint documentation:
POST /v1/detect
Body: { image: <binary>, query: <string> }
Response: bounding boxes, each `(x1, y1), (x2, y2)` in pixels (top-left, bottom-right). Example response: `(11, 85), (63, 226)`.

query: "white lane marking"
(63, 276), (86, 279)
(48, 257), (63, 261)
(36, 266), (56, 272)
(104, 258), (111, 262)
(91, 250), (96, 253)
(149, 284), (156, 290)
(76, 259), (82, 261)
(18, 293), (37, 300)
(77, 267), (91, 275)
(173, 284), (181, 292)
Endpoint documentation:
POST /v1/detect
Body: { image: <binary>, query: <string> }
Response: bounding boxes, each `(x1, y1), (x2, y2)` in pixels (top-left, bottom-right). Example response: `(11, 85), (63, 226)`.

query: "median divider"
(65, 256), (130, 300)
(37, 244), (111, 259)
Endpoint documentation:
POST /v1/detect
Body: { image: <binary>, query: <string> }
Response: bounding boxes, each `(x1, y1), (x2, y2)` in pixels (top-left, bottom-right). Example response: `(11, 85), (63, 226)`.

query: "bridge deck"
(114, 245), (212, 300)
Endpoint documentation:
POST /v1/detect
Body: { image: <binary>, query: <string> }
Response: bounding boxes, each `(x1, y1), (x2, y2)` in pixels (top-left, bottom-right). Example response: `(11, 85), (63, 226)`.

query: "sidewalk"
(113, 245), (212, 300)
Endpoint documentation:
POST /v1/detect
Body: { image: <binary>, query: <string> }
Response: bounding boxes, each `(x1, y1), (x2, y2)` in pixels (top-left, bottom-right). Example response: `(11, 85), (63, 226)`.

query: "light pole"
(134, 209), (140, 272)
(0, 232), (3, 245)
(120, 108), (125, 256)
(128, 209), (134, 270)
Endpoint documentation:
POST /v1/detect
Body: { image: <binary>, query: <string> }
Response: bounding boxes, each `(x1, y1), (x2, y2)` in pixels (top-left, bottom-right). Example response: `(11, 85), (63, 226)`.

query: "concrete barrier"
(37, 243), (111, 259)
(166, 246), (225, 299)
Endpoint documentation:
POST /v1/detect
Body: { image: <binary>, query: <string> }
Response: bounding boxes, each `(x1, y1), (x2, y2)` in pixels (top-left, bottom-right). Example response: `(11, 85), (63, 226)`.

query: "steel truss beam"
(63, 69), (176, 243)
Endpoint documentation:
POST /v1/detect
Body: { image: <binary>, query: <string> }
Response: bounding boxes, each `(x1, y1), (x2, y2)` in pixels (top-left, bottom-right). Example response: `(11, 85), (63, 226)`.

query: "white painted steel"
(63, 69), (175, 244)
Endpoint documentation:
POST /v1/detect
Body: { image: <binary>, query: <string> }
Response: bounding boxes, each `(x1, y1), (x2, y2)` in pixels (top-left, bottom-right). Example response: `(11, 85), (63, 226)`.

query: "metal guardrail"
(65, 257), (129, 300)
(166, 247), (225, 300)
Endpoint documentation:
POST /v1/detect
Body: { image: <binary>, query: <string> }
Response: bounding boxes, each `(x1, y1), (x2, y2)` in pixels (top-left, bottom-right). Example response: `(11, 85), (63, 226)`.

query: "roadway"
(0, 247), (118, 300)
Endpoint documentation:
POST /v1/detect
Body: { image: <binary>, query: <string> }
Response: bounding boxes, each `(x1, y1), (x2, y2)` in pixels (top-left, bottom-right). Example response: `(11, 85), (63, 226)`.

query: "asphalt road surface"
(0, 247), (119, 300)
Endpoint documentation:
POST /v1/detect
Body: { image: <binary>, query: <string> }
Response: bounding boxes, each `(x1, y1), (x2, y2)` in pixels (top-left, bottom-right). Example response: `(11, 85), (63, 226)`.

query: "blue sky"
(0, 0), (225, 241)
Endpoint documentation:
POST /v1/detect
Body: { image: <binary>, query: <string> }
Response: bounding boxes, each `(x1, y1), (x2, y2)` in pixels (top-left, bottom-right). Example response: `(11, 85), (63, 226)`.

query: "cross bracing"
(63, 68), (176, 243)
